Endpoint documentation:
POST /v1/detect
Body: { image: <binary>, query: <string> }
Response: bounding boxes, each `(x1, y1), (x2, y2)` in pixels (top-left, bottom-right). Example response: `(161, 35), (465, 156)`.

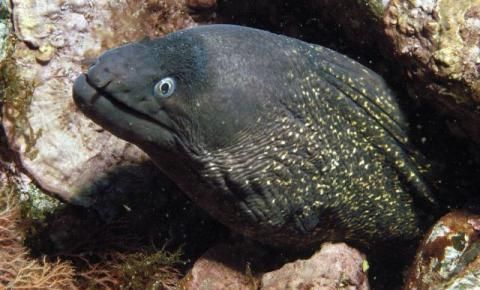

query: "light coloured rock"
(385, 0), (480, 143)
(0, 0), (9, 61)
(261, 243), (370, 290)
(3, 0), (195, 205)
(182, 242), (370, 290)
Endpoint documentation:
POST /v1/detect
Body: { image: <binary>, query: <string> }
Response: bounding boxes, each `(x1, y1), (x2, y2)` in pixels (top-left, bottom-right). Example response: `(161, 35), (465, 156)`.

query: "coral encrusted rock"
(2, 0), (195, 205)
(385, 0), (480, 143)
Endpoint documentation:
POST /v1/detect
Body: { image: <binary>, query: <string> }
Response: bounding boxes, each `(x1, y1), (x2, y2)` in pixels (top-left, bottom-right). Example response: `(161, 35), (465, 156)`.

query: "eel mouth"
(74, 73), (174, 133)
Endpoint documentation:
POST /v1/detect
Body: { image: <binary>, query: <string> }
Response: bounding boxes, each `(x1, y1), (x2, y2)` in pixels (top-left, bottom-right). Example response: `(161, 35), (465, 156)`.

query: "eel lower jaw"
(74, 73), (175, 133)
(73, 73), (177, 149)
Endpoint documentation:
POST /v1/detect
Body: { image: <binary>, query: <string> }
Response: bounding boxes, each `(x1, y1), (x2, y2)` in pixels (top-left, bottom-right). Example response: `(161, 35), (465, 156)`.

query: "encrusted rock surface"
(261, 243), (370, 290)
(0, 0), (9, 61)
(405, 211), (480, 289)
(385, 0), (480, 143)
(181, 242), (369, 290)
(181, 243), (262, 290)
(2, 0), (195, 205)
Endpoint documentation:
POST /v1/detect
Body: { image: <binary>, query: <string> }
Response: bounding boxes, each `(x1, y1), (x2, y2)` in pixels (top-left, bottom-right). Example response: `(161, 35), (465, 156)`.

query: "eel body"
(73, 24), (437, 249)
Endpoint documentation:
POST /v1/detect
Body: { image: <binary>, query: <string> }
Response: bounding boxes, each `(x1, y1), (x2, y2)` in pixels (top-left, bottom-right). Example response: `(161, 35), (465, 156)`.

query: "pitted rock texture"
(181, 242), (369, 290)
(261, 243), (370, 290)
(385, 0), (480, 143)
(181, 243), (261, 290)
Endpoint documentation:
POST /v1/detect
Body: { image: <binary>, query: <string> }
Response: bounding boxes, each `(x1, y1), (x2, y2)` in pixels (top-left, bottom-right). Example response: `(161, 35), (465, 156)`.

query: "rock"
(187, 0), (217, 10)
(214, 0), (480, 148)
(2, 0), (196, 205)
(181, 242), (370, 290)
(404, 211), (480, 289)
(0, 0), (9, 61)
(384, 0), (480, 143)
(180, 243), (262, 290)
(261, 243), (370, 290)
(186, 0), (217, 22)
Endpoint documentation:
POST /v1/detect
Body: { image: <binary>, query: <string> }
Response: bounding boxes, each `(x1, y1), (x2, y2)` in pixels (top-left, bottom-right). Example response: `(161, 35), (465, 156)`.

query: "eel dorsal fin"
(312, 45), (438, 209)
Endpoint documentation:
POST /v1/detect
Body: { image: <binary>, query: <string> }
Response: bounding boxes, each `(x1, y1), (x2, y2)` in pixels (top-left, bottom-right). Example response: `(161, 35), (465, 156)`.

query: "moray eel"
(73, 24), (438, 249)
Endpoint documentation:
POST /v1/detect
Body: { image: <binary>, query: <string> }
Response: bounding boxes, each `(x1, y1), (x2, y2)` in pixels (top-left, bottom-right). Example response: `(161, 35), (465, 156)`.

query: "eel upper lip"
(84, 74), (174, 132)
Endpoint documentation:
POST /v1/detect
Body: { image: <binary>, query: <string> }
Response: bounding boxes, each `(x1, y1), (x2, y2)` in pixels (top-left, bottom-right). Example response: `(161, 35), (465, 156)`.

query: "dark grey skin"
(73, 24), (438, 250)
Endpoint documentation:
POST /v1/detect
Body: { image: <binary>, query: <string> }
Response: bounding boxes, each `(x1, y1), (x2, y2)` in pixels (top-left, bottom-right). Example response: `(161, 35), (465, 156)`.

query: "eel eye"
(154, 77), (176, 98)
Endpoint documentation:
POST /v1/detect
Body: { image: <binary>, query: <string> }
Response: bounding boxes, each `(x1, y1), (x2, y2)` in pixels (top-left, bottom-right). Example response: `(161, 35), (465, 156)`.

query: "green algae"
(0, 168), (63, 246)
(0, 2), (41, 161)
(19, 183), (62, 223)
(117, 248), (184, 290)
(0, 36), (42, 160)
(356, 0), (385, 20)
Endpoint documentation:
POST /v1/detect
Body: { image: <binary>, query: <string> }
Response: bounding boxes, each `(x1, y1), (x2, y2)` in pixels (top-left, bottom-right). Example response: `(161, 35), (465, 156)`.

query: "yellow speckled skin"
(73, 25), (438, 249)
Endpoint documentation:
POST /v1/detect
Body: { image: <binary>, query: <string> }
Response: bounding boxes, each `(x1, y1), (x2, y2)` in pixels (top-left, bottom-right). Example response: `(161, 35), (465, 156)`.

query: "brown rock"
(384, 0), (480, 143)
(404, 211), (480, 289)
(261, 243), (370, 290)
(180, 243), (261, 290)
(187, 0), (217, 10)
(181, 242), (369, 290)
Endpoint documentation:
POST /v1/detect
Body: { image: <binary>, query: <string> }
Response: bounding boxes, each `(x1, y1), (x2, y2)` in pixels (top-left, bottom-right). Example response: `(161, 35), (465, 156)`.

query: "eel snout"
(72, 73), (101, 109)
(73, 54), (119, 108)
